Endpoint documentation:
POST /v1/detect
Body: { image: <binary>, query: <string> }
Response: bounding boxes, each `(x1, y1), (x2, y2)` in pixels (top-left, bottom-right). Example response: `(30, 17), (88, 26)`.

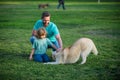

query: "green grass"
(0, 1), (120, 80)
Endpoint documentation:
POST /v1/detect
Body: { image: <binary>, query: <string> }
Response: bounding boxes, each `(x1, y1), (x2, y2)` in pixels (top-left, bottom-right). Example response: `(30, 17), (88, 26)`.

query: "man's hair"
(41, 11), (50, 19)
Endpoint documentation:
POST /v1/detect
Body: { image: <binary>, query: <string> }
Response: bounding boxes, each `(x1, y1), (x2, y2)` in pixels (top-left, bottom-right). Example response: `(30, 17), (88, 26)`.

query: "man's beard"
(43, 22), (49, 26)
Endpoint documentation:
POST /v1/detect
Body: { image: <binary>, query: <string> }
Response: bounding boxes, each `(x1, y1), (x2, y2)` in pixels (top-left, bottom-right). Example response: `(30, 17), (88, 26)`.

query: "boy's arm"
(29, 48), (35, 60)
(51, 44), (57, 50)
(51, 44), (61, 52)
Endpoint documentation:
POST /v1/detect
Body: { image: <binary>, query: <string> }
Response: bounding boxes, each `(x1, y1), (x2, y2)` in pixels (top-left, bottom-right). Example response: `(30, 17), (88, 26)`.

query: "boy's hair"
(36, 28), (47, 39)
(41, 11), (50, 19)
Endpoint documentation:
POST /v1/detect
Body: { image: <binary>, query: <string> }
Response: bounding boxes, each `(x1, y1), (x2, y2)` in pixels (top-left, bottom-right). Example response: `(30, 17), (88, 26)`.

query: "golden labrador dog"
(45, 38), (98, 64)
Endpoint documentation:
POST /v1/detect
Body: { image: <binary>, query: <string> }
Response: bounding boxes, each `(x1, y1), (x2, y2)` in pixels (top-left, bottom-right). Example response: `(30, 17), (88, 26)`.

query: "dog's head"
(54, 48), (69, 64)
(54, 49), (64, 63)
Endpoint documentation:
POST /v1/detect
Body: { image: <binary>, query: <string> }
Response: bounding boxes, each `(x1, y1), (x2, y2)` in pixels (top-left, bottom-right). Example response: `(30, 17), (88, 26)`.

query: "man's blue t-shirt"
(33, 20), (60, 42)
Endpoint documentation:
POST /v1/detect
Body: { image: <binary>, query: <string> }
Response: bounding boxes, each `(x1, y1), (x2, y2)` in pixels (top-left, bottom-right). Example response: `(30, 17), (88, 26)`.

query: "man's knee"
(30, 36), (36, 44)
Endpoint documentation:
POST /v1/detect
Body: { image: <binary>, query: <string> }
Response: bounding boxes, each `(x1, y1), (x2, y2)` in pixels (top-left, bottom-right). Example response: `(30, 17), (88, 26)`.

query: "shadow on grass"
(0, 50), (29, 62)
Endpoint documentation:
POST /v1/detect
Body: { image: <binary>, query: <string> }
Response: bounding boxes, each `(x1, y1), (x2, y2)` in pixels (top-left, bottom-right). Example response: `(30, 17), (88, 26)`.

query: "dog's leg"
(81, 53), (87, 64)
(80, 48), (91, 64)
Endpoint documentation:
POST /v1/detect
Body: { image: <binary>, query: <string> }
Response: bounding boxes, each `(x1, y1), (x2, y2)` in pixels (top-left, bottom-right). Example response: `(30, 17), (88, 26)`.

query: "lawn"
(0, 1), (120, 80)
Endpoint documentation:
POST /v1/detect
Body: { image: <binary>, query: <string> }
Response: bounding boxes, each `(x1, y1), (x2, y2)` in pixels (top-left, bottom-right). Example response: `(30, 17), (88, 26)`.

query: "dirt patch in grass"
(83, 29), (120, 39)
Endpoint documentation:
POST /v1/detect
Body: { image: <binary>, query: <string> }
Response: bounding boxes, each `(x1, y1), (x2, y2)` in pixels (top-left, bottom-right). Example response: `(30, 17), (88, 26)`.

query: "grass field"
(0, 1), (120, 80)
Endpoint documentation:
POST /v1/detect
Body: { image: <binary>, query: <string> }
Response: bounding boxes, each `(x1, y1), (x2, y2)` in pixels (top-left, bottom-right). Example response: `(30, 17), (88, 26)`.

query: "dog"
(38, 4), (49, 9)
(44, 38), (98, 64)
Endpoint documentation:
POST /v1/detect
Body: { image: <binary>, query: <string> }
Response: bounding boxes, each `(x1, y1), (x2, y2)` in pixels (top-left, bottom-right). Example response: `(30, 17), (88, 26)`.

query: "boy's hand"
(56, 48), (62, 52)
(29, 55), (33, 60)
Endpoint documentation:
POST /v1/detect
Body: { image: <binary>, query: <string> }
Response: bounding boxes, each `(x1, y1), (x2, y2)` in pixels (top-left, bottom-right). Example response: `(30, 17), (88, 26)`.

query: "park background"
(0, 0), (120, 80)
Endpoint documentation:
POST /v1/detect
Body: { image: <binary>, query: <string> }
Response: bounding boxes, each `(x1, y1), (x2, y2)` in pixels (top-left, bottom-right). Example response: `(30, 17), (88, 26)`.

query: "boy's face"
(42, 16), (50, 27)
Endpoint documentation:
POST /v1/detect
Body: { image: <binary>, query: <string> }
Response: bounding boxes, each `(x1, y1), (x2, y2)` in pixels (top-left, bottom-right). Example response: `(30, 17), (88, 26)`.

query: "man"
(30, 11), (62, 57)
(57, 0), (66, 10)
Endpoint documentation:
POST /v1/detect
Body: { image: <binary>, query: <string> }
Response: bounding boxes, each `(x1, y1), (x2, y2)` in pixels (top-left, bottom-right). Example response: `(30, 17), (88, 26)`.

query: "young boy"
(29, 28), (59, 62)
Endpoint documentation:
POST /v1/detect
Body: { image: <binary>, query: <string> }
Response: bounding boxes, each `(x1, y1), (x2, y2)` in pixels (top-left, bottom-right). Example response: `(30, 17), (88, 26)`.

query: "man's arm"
(32, 30), (37, 36)
(56, 34), (63, 49)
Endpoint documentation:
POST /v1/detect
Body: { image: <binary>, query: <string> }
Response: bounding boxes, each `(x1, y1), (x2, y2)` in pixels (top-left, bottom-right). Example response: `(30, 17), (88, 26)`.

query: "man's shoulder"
(49, 22), (57, 27)
(34, 20), (43, 30)
(36, 20), (42, 23)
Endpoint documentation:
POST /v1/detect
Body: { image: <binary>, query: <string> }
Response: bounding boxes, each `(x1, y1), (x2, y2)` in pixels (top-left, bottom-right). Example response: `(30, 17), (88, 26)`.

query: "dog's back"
(78, 38), (98, 55)
(62, 38), (98, 64)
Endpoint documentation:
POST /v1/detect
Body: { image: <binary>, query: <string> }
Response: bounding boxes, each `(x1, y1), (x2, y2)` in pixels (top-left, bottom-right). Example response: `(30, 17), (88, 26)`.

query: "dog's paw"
(44, 62), (48, 64)
(44, 62), (58, 64)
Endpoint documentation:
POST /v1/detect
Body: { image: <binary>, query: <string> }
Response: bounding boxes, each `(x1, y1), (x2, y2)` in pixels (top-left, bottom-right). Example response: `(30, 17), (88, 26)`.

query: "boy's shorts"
(34, 53), (50, 62)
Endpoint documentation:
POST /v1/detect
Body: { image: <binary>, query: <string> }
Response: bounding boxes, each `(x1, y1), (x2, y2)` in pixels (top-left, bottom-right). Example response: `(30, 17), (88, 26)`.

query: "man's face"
(42, 16), (50, 27)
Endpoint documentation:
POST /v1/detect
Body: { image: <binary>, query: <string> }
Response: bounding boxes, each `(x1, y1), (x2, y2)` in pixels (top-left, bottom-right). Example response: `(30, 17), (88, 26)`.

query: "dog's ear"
(62, 48), (68, 55)
(55, 48), (64, 55)
(62, 48), (66, 53)
(62, 48), (65, 53)
(62, 48), (69, 55)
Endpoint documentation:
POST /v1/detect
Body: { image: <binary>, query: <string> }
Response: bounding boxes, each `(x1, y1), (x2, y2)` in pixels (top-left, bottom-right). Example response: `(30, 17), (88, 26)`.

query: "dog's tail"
(92, 43), (98, 55)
